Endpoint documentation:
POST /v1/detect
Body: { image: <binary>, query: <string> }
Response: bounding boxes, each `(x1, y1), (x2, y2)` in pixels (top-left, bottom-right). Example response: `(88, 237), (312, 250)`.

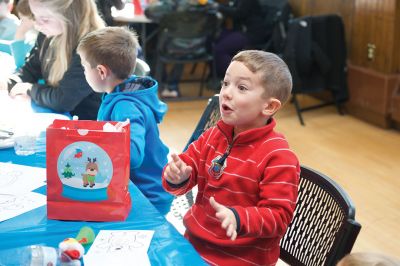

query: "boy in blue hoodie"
(77, 26), (173, 215)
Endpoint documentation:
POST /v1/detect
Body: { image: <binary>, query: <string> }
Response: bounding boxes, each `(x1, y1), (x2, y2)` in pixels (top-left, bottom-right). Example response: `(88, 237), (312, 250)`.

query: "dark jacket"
(217, 0), (266, 44)
(12, 33), (101, 120)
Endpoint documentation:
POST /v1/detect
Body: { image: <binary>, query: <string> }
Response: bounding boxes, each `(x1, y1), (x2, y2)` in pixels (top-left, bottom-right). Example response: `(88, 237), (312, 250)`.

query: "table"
(0, 93), (205, 265)
(112, 3), (158, 60)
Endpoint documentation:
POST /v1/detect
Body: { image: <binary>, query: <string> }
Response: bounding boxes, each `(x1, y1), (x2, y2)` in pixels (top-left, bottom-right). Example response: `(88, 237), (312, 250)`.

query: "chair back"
(279, 14), (348, 125)
(157, 9), (220, 60)
(280, 165), (361, 266)
(183, 94), (220, 151)
(158, 9), (219, 39)
(282, 14), (347, 98)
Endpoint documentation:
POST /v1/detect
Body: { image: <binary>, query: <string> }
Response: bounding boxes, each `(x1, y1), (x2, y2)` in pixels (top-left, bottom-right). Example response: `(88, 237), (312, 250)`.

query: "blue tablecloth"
(0, 96), (205, 265)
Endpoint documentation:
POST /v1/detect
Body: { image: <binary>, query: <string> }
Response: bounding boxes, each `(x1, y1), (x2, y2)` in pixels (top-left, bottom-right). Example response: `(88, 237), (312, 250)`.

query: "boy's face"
(29, 0), (63, 37)
(219, 61), (274, 135)
(80, 53), (104, 93)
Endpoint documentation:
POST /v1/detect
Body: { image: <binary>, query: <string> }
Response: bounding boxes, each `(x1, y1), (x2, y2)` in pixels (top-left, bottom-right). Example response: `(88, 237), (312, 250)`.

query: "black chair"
(280, 165), (362, 266)
(154, 9), (220, 98)
(183, 94), (220, 151)
(281, 14), (348, 125)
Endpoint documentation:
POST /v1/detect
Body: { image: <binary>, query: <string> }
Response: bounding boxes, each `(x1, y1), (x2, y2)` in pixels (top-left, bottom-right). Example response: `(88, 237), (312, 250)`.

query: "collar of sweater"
(216, 118), (276, 144)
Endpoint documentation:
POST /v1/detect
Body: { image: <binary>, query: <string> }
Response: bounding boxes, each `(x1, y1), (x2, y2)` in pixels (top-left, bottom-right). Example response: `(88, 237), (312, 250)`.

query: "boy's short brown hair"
(77, 27), (139, 80)
(16, 0), (32, 18)
(232, 50), (292, 104)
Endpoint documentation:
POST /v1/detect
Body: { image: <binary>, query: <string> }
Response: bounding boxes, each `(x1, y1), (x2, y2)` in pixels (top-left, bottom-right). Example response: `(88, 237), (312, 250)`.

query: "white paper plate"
(0, 113), (69, 150)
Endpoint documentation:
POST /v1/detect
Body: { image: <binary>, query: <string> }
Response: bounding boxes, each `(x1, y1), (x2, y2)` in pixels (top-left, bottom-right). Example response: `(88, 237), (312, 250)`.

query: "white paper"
(84, 230), (154, 266)
(0, 192), (46, 222)
(0, 163), (46, 195)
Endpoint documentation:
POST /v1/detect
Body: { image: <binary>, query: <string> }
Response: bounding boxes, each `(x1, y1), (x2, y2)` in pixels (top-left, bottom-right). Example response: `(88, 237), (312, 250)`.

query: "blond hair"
(338, 252), (400, 266)
(77, 27), (138, 80)
(232, 50), (292, 104)
(32, 0), (105, 86)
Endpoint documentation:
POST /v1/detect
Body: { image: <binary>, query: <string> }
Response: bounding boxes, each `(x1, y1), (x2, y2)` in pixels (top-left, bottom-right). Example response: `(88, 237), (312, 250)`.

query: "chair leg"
(292, 94), (305, 126)
(207, 58), (220, 91)
(155, 60), (164, 91)
(199, 62), (208, 97)
(190, 63), (198, 75)
(332, 91), (345, 116)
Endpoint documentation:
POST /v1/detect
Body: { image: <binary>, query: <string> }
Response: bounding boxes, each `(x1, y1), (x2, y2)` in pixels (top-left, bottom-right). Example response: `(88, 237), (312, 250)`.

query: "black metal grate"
(280, 166), (361, 266)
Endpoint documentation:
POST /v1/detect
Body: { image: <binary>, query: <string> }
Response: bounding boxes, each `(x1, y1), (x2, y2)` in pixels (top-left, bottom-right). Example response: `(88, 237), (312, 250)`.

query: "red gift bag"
(46, 119), (131, 221)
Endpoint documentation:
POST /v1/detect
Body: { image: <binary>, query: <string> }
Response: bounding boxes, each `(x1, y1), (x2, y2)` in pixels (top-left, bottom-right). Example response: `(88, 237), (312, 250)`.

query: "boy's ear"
(96, 64), (109, 80)
(263, 98), (281, 116)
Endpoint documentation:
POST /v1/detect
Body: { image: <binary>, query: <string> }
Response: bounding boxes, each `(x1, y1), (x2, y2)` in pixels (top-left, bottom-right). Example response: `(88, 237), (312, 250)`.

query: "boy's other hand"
(210, 196), (237, 241)
(164, 153), (192, 185)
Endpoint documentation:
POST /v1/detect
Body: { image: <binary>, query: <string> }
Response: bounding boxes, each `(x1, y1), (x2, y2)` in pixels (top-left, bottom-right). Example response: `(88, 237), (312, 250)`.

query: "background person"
(212, 0), (268, 79)
(0, 0), (19, 40)
(14, 0), (35, 41)
(0, 0), (105, 120)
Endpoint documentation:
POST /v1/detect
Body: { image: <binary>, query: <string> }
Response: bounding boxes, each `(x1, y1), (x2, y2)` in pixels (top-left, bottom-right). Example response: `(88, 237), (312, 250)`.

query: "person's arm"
(27, 52), (94, 113)
(232, 148), (300, 238)
(10, 33), (45, 86)
(162, 126), (215, 195)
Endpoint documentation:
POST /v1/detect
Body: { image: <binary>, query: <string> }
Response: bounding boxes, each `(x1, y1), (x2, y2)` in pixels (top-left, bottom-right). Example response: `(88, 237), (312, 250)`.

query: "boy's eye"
(221, 81), (228, 87)
(238, 85), (248, 91)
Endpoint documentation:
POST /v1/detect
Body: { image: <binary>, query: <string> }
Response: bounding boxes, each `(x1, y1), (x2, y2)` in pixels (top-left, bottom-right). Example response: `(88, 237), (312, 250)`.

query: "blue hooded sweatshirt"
(97, 75), (173, 214)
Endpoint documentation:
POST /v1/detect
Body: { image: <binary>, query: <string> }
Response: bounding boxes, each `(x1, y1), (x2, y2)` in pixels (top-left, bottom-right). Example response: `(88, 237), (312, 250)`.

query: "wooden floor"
(159, 87), (400, 259)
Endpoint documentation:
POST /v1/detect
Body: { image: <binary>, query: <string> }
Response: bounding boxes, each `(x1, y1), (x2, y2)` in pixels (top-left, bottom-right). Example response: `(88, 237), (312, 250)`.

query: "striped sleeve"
(162, 127), (215, 195)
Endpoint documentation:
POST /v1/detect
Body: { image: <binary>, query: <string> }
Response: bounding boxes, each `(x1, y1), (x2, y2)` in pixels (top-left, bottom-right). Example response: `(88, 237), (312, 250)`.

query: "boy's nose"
(221, 87), (232, 99)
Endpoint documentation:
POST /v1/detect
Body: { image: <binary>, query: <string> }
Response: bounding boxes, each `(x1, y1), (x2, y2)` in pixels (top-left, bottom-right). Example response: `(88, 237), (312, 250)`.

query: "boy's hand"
(210, 196), (237, 241)
(164, 153), (192, 185)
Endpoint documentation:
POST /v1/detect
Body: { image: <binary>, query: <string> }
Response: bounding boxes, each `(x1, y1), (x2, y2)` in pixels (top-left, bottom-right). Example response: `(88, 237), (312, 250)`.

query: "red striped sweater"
(163, 119), (300, 266)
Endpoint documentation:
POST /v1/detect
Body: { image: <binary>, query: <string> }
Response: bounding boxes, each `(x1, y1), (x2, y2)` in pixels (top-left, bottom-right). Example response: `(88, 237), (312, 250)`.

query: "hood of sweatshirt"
(98, 75), (167, 123)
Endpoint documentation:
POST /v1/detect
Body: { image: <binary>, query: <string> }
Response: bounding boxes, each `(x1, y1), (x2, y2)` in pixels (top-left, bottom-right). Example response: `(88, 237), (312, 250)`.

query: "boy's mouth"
(221, 103), (233, 111)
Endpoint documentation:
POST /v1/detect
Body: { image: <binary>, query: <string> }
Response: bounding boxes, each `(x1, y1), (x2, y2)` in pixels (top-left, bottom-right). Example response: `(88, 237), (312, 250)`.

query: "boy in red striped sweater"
(162, 50), (300, 266)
